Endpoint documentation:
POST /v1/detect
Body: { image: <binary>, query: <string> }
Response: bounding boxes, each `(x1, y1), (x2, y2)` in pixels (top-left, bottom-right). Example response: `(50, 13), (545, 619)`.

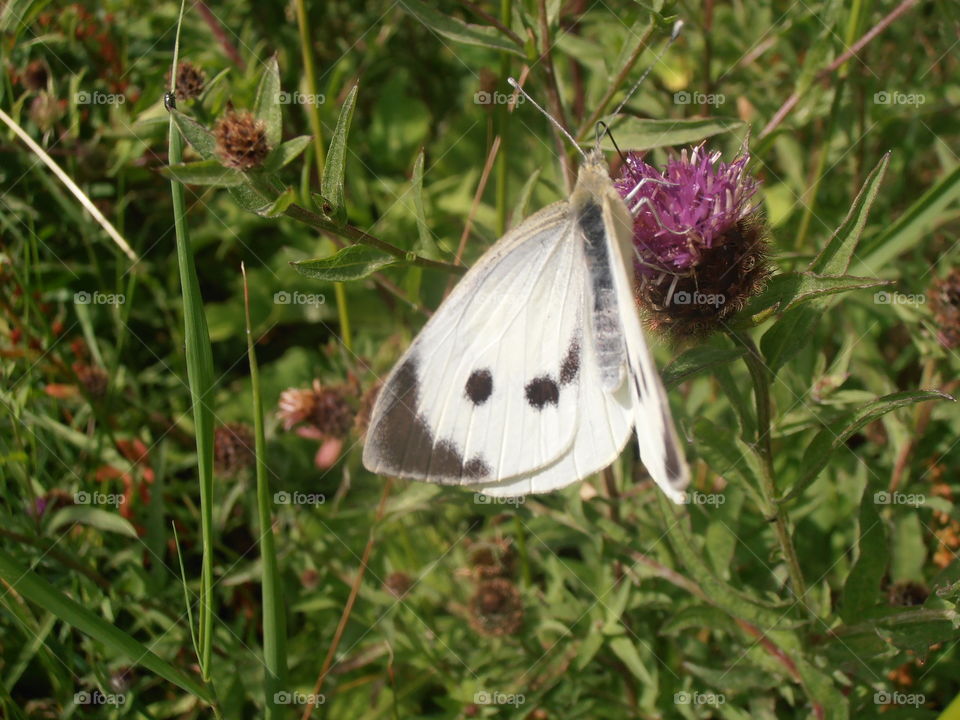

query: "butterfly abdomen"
(579, 200), (627, 390)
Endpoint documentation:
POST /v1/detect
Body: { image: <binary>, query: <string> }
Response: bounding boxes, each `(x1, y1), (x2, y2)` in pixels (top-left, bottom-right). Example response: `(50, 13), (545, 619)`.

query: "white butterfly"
(361, 147), (690, 503)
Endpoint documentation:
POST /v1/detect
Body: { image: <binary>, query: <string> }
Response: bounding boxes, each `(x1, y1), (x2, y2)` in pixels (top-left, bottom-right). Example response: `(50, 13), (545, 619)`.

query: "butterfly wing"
(363, 202), (588, 485)
(602, 186), (690, 502)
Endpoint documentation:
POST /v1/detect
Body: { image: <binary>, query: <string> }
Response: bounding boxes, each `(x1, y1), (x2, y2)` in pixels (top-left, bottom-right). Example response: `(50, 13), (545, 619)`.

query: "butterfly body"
(362, 150), (689, 502)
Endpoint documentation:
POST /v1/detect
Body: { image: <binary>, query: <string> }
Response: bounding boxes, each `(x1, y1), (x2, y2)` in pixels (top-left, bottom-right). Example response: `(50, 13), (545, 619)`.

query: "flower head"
(616, 143), (770, 337)
(169, 61), (206, 102)
(213, 422), (255, 476)
(214, 110), (269, 171)
(468, 578), (523, 636)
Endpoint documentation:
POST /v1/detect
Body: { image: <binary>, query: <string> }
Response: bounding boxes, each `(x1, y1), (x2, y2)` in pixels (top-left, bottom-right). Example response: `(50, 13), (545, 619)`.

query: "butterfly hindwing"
(363, 202), (588, 485)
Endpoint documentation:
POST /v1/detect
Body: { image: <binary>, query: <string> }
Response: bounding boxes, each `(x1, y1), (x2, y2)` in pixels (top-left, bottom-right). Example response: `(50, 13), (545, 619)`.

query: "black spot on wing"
(662, 425), (684, 482)
(465, 368), (493, 405)
(369, 357), (489, 482)
(559, 338), (580, 386)
(525, 376), (560, 409)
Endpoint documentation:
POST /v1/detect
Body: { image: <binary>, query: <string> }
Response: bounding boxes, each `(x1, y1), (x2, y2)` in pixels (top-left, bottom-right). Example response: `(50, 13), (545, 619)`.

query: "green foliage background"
(1, 1), (959, 718)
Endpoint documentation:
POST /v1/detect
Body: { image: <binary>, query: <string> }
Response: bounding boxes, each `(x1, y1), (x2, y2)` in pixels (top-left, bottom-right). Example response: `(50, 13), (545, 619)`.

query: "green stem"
(169, 0), (215, 680)
(494, 0), (511, 235)
(733, 331), (807, 603)
(294, 0), (353, 349)
(242, 265), (287, 719)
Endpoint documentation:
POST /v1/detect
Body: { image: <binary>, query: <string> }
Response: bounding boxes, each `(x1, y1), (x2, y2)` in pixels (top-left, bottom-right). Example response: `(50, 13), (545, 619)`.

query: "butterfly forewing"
(363, 202), (588, 485)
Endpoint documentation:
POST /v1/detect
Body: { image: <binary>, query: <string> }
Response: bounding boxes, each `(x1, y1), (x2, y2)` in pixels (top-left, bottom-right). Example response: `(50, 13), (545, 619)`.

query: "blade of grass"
(168, 0), (216, 680)
(241, 263), (287, 718)
(0, 549), (215, 704)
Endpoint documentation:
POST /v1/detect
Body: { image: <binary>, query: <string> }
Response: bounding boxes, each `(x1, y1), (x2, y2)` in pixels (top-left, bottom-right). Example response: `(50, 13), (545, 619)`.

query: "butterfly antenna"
(596, 121), (627, 164)
(610, 20), (683, 119)
(507, 77), (587, 161)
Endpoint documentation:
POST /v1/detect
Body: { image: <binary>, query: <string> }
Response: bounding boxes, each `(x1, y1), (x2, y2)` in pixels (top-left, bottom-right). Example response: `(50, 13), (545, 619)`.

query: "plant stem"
(294, 0), (354, 350)
(169, 0), (216, 680)
(284, 203), (465, 275)
(733, 331), (807, 603)
(494, 0), (512, 236)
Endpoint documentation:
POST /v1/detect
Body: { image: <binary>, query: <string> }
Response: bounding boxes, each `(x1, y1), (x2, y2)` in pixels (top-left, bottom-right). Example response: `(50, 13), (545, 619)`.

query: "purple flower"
(615, 143), (770, 338)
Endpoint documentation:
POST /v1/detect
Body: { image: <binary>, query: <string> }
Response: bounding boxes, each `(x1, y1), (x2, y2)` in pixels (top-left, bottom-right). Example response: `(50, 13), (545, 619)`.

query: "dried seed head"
(214, 110), (269, 171)
(73, 362), (108, 398)
(616, 144), (771, 339)
(384, 571), (413, 598)
(29, 92), (64, 132)
(928, 268), (960, 349)
(170, 60), (206, 101)
(23, 59), (49, 91)
(213, 422), (255, 476)
(468, 578), (523, 636)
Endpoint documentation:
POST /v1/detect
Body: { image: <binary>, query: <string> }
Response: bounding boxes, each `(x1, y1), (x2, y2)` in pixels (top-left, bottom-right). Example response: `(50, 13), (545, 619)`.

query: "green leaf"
(47, 506), (138, 538)
(262, 186), (297, 217)
(782, 390), (954, 503)
(228, 182), (273, 215)
(162, 159), (245, 187)
(839, 487), (887, 623)
(602, 117), (742, 152)
(808, 153), (889, 275)
(855, 163), (960, 274)
(759, 304), (819, 373)
(658, 494), (802, 628)
(607, 637), (654, 685)
(320, 83), (359, 226)
(737, 271), (892, 326)
(400, 0), (525, 57)
(264, 135), (312, 173)
(292, 245), (398, 282)
(662, 346), (746, 390)
(693, 417), (768, 511)
(170, 110), (217, 159)
(411, 148), (440, 257)
(0, 550), (214, 704)
(254, 55), (282, 147)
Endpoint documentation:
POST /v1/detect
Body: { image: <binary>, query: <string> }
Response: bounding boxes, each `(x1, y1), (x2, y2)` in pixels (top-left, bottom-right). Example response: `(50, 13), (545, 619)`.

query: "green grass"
(1, 1), (960, 718)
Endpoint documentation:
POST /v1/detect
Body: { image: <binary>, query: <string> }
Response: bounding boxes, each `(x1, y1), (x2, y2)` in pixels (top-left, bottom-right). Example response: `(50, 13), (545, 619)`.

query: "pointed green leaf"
(229, 182), (273, 215)
(839, 487), (887, 623)
(608, 637), (654, 684)
(759, 304), (819, 372)
(170, 110), (217, 159)
(254, 55), (282, 147)
(809, 153), (889, 275)
(662, 346), (746, 389)
(0, 550), (214, 703)
(782, 390), (954, 503)
(693, 417), (767, 510)
(411, 148), (440, 257)
(264, 135), (312, 173)
(162, 159), (245, 186)
(400, 0), (525, 56)
(47, 506), (138, 538)
(602, 117), (742, 152)
(321, 83), (359, 226)
(262, 186), (297, 217)
(292, 244), (398, 282)
(736, 271), (892, 326)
